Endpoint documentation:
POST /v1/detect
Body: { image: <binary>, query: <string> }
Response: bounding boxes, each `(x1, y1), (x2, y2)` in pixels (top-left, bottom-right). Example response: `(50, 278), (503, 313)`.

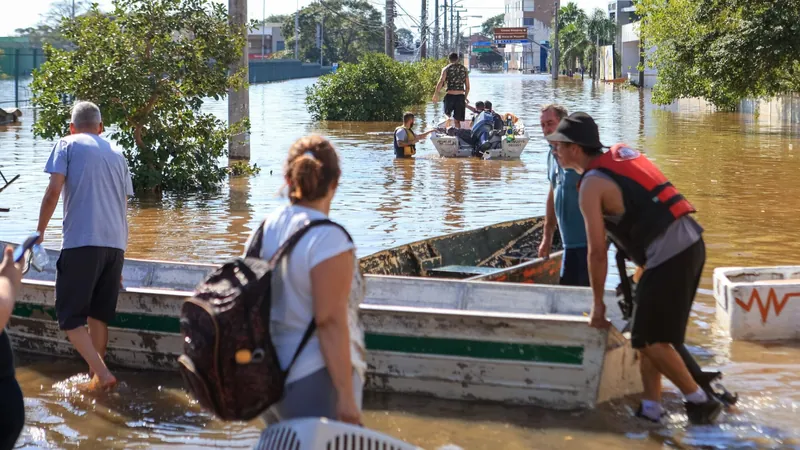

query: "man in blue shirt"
(537, 104), (590, 286)
(36, 101), (133, 390)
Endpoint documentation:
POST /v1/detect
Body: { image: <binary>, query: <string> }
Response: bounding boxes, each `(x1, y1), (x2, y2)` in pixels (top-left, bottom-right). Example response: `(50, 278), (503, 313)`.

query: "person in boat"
(246, 135), (365, 425)
(432, 52), (470, 129)
(537, 104), (589, 287)
(0, 247), (24, 450)
(470, 101), (506, 154)
(394, 112), (434, 159)
(35, 101), (133, 391)
(466, 100), (485, 126)
(546, 112), (723, 425)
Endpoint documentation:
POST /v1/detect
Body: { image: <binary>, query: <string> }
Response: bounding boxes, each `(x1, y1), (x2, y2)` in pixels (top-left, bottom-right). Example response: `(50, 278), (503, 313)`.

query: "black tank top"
(0, 331), (15, 379)
(446, 64), (467, 91)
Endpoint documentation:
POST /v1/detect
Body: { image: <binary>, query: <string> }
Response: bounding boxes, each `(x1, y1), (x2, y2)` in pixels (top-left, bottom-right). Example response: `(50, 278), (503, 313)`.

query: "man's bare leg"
(640, 352), (663, 402)
(65, 326), (117, 389)
(88, 317), (108, 358)
(639, 343), (698, 395)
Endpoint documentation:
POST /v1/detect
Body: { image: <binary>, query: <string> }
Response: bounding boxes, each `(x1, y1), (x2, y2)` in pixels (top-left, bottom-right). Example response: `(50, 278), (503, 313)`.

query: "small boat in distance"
(428, 114), (530, 160)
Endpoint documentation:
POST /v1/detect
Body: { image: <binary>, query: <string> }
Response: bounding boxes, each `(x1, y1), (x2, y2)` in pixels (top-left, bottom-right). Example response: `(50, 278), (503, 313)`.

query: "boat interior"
(359, 217), (564, 284)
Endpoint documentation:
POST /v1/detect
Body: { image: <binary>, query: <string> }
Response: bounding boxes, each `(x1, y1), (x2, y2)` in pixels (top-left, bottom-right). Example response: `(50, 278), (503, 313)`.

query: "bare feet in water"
(86, 372), (118, 392)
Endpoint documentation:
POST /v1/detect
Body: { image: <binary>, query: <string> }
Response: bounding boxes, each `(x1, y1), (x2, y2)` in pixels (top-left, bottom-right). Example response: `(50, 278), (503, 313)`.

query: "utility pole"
(261, 0), (266, 59)
(450, 4), (454, 53)
(228, 0), (250, 161)
(551, 0), (559, 80)
(443, 0), (448, 53)
(456, 11), (460, 55)
(71, 0), (75, 19)
(385, 0), (394, 58)
(420, 0), (428, 58)
(294, 2), (299, 60)
(433, 0), (440, 58)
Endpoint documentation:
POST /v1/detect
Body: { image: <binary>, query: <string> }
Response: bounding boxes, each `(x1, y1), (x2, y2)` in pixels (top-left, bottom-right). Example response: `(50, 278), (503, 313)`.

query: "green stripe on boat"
(366, 334), (583, 365)
(13, 304), (583, 365)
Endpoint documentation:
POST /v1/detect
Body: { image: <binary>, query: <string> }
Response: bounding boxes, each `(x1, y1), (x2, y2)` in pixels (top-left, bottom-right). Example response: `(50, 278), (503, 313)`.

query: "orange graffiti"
(735, 288), (800, 324)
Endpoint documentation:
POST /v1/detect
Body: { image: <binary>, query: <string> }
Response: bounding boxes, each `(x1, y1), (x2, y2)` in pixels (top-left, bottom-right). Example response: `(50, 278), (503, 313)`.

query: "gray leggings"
(266, 368), (363, 421)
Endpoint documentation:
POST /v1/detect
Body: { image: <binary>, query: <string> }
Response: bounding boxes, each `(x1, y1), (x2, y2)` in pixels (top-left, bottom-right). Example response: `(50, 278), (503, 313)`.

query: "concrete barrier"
(249, 59), (333, 83)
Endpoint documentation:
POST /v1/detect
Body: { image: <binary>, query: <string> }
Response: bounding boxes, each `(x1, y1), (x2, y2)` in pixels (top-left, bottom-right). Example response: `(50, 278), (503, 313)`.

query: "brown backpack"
(178, 219), (350, 421)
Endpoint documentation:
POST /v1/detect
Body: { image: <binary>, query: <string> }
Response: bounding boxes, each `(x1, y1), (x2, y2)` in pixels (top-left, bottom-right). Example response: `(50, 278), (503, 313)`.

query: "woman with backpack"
(247, 135), (366, 425)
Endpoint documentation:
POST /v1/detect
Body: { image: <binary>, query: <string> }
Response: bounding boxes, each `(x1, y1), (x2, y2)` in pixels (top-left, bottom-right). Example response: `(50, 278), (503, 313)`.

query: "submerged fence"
(0, 49), (46, 107)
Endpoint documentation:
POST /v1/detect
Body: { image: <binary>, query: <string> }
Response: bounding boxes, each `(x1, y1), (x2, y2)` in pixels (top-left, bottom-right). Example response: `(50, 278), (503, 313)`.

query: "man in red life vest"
(546, 112), (723, 425)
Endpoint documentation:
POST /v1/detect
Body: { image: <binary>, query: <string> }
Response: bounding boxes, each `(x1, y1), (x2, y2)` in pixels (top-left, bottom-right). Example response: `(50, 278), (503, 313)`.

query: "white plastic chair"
(255, 418), (422, 450)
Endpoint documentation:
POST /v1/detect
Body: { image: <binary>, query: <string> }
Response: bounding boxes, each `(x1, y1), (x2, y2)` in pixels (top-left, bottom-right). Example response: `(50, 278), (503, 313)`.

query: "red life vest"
(578, 144), (696, 266)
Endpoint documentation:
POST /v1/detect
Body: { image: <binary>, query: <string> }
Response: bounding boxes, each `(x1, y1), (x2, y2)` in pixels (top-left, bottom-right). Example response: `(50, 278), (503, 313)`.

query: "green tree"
(638, 0), (800, 109)
(281, 0), (383, 64)
(585, 8), (615, 79)
(395, 28), (414, 50)
(478, 50), (504, 68)
(31, 0), (248, 193)
(305, 53), (446, 121)
(480, 14), (504, 39)
(554, 3), (589, 72)
(15, 0), (92, 47)
(263, 14), (288, 24)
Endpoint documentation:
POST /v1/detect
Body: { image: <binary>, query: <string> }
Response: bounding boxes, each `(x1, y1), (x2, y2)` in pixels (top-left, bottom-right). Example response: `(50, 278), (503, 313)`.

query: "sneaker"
(685, 396), (723, 425)
(635, 404), (664, 423)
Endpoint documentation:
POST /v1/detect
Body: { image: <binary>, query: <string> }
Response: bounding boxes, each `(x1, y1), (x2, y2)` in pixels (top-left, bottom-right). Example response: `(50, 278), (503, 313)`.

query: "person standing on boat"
(546, 112), (723, 425)
(432, 53), (470, 129)
(35, 101), (133, 391)
(0, 247), (24, 450)
(246, 135), (366, 425)
(394, 112), (434, 159)
(537, 104), (589, 287)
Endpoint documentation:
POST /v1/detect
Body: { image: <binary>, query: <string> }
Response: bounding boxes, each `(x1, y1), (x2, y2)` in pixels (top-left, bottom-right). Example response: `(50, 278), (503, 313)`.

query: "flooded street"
(2, 73), (800, 449)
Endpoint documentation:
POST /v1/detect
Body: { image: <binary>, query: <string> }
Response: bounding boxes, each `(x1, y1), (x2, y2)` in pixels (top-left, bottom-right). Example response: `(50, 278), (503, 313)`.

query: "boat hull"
(714, 266), (800, 341)
(2, 225), (642, 409)
(8, 272), (642, 409)
(429, 117), (530, 160)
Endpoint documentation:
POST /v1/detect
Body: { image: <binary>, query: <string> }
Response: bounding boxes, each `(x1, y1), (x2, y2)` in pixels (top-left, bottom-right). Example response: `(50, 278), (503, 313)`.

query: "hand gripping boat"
(429, 113), (530, 160)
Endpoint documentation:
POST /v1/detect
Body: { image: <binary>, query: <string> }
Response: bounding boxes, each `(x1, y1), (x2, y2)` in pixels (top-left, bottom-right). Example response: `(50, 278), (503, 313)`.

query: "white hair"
(71, 101), (102, 128)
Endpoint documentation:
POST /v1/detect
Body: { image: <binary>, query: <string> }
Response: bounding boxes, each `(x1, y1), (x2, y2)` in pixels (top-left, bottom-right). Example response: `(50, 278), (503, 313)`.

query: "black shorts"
(560, 247), (590, 287)
(55, 246), (125, 330)
(630, 238), (705, 349)
(443, 94), (466, 121)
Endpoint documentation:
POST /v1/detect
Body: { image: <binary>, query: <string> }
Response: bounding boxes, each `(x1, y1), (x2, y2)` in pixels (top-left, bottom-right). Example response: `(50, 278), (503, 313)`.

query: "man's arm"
(579, 177), (611, 329)
(465, 103), (477, 113)
(432, 69), (446, 102)
(539, 186), (557, 258)
(36, 174), (66, 243)
(464, 72), (470, 98)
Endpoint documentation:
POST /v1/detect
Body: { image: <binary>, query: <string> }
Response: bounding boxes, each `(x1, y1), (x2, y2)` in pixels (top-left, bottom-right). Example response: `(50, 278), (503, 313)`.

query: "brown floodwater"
(2, 73), (800, 449)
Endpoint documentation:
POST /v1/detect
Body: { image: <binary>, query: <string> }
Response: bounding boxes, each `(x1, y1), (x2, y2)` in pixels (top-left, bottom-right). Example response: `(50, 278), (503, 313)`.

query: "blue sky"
(1, 0), (609, 37)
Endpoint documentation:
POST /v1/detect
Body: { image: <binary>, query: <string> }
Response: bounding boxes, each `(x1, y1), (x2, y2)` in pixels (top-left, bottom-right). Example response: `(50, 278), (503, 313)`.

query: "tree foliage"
(305, 53), (447, 121)
(281, 0), (383, 64)
(638, 0), (800, 110)
(395, 28), (415, 50)
(30, 0), (248, 193)
(555, 3), (589, 72)
(15, 0), (93, 47)
(481, 14), (505, 39)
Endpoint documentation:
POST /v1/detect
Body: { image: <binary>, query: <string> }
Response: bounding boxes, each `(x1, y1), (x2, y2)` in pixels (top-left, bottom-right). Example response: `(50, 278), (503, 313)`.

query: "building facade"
(608, 0), (636, 55)
(620, 22), (657, 88)
(248, 23), (286, 59)
(502, 0), (554, 72)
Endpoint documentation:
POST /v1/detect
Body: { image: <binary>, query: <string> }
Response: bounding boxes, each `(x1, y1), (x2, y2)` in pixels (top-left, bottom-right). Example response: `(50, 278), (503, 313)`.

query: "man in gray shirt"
(36, 101), (133, 390)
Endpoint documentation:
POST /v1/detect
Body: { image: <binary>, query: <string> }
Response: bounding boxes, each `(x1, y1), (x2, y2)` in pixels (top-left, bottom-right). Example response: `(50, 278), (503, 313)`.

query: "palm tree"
(554, 3), (589, 73)
(585, 8), (616, 80)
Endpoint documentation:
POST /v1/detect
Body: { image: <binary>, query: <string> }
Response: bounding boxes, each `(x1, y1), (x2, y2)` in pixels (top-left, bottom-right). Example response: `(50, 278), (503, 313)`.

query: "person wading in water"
(394, 112), (434, 159)
(432, 53), (470, 129)
(538, 104), (589, 286)
(546, 112), (723, 425)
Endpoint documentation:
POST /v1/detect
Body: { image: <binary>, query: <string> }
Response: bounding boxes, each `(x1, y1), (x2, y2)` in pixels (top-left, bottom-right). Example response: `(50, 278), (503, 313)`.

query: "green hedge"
(306, 53), (448, 121)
